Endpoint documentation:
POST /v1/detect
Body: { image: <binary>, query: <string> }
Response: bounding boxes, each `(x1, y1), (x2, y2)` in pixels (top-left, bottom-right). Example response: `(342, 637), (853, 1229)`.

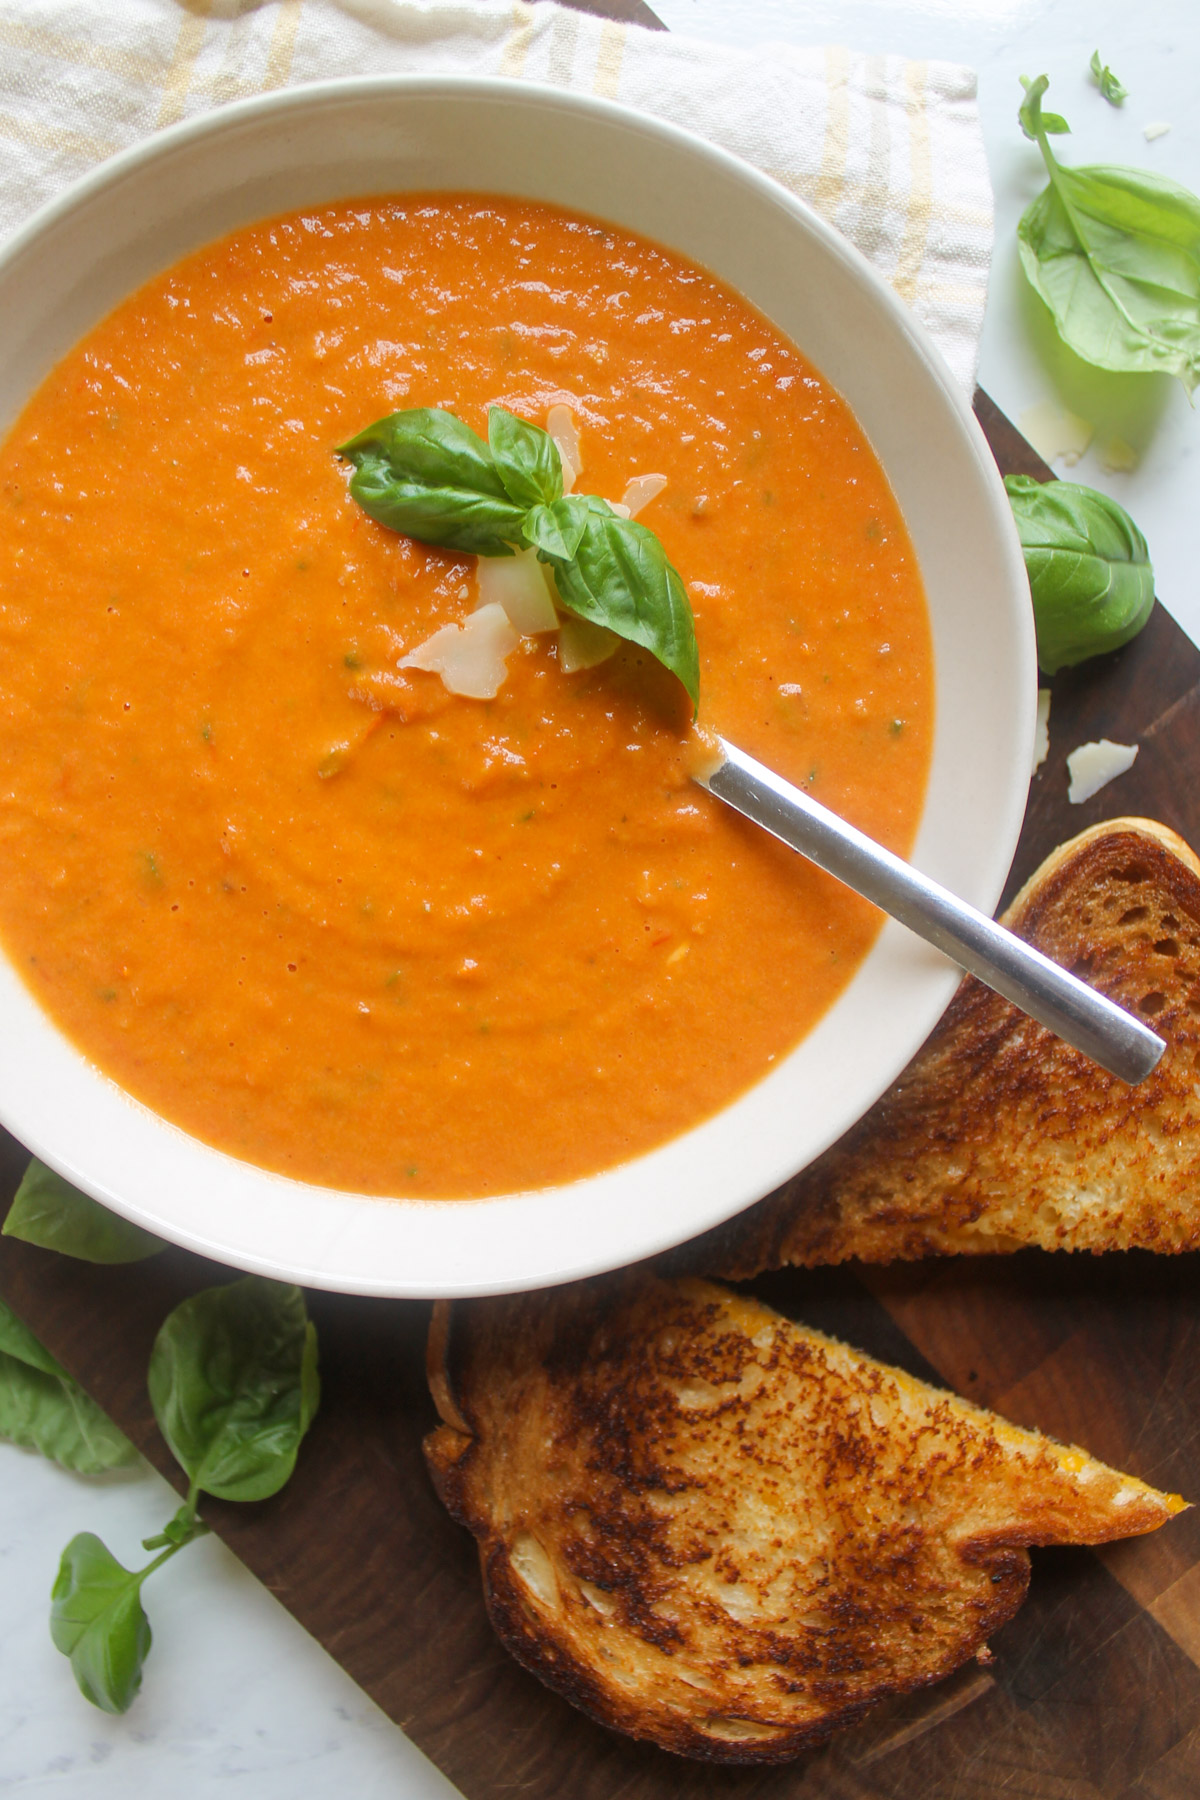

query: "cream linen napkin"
(0, 0), (993, 391)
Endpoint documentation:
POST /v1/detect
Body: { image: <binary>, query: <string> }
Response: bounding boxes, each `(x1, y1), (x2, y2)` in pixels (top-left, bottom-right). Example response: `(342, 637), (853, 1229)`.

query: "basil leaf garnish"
(488, 405), (563, 510)
(337, 406), (700, 705)
(147, 1276), (319, 1503)
(51, 1534), (154, 1714)
(542, 508), (700, 709)
(1005, 474), (1155, 673)
(3, 1159), (164, 1263)
(1017, 76), (1200, 392)
(0, 1298), (136, 1473)
(337, 408), (527, 556)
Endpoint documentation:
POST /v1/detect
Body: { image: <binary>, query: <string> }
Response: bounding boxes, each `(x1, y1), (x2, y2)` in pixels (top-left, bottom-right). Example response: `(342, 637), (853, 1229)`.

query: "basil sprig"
(50, 1276), (319, 1714)
(337, 406), (700, 708)
(1005, 475), (1155, 674)
(1017, 76), (1200, 392)
(4, 1158), (164, 1263)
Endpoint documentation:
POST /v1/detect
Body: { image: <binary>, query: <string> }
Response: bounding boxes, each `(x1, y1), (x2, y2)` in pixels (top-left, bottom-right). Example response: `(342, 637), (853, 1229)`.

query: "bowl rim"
(0, 73), (1035, 1296)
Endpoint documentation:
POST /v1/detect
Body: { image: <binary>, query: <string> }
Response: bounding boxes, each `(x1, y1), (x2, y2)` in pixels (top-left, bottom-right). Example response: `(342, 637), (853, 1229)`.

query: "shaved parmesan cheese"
(1099, 434), (1138, 473)
(399, 602), (518, 699)
(621, 473), (668, 518)
(558, 615), (618, 673)
(608, 501), (632, 519)
(476, 547), (559, 635)
(1144, 121), (1172, 141)
(1018, 399), (1093, 468)
(1032, 688), (1051, 773)
(1066, 738), (1138, 804)
(547, 403), (581, 492)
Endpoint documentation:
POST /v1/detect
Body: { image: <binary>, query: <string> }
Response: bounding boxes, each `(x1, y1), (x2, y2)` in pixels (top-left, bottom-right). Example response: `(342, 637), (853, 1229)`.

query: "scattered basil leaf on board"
(337, 407), (528, 556)
(1016, 76), (1200, 391)
(338, 405), (700, 706)
(48, 1277), (319, 1711)
(3, 1158), (164, 1263)
(0, 1297), (136, 1473)
(1004, 474), (1155, 673)
(1089, 51), (1128, 107)
(51, 1534), (154, 1714)
(147, 1275), (319, 1503)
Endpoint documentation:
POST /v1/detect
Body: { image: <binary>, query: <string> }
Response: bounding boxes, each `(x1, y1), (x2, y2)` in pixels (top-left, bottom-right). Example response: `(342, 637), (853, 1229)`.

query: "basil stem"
(1017, 76), (1200, 391)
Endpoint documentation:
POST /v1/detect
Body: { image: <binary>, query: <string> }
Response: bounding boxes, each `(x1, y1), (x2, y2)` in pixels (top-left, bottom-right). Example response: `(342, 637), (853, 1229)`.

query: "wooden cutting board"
(4, 10), (1200, 1791)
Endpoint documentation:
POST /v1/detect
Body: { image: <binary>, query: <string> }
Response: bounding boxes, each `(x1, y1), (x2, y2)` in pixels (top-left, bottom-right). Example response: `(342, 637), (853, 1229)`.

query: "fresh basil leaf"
(1089, 51), (1128, 107)
(488, 407), (563, 510)
(522, 492), (611, 562)
(544, 510), (700, 710)
(0, 1296), (136, 1472)
(0, 1350), (136, 1472)
(1004, 475), (1155, 673)
(51, 1533), (152, 1713)
(1017, 76), (1200, 392)
(147, 1276), (319, 1503)
(337, 408), (527, 556)
(0, 1293), (68, 1376)
(4, 1159), (164, 1263)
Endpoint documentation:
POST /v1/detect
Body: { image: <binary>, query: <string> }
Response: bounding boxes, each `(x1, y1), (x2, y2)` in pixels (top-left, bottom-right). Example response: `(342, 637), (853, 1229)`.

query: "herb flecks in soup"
(0, 197), (933, 1197)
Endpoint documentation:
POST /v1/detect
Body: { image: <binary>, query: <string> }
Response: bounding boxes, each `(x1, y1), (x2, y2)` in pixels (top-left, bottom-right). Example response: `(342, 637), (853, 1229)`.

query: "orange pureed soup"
(0, 197), (932, 1197)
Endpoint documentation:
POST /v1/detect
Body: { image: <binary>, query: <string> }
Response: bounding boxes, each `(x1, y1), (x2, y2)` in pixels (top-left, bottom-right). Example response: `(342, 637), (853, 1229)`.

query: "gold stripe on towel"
(892, 60), (933, 304)
(813, 43), (851, 223)
(593, 20), (626, 99)
(498, 2), (536, 79)
(0, 106), (118, 164)
(265, 0), (303, 90)
(157, 0), (214, 129)
(0, 16), (163, 84)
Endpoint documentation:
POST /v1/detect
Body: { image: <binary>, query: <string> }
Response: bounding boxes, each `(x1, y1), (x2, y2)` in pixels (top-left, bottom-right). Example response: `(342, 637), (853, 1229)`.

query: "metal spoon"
(696, 736), (1164, 1085)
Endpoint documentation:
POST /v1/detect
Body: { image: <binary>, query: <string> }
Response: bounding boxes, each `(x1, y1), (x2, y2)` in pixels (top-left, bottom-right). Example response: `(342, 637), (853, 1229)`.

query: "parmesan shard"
(621, 473), (668, 518)
(399, 603), (519, 700)
(558, 616), (619, 673)
(1066, 739), (1139, 805)
(476, 547), (559, 635)
(1032, 688), (1051, 774)
(547, 404), (581, 493)
(1144, 121), (1172, 141)
(1018, 400), (1093, 468)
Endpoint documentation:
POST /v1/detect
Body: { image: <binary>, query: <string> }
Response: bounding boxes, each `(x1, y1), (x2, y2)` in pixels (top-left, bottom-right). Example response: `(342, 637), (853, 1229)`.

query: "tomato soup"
(0, 197), (932, 1197)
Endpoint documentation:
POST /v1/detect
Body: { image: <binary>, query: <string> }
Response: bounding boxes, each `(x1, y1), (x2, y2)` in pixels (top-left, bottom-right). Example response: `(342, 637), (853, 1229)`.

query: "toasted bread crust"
(681, 820), (1200, 1278)
(425, 1275), (1182, 1763)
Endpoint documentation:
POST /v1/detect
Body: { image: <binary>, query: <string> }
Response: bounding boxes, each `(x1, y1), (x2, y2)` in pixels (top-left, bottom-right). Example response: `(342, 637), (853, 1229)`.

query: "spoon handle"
(698, 737), (1164, 1085)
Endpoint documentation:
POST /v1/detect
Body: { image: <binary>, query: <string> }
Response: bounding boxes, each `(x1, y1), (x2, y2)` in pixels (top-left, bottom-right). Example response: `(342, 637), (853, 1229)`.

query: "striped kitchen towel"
(0, 0), (993, 390)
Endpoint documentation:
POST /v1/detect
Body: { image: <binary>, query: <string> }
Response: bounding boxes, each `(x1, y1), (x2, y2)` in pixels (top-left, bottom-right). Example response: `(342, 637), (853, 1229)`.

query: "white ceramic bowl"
(0, 78), (1034, 1296)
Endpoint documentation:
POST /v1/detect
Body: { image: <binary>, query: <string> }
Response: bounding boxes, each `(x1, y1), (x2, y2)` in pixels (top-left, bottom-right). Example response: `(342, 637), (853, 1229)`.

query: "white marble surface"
(3, 2), (1199, 1795)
